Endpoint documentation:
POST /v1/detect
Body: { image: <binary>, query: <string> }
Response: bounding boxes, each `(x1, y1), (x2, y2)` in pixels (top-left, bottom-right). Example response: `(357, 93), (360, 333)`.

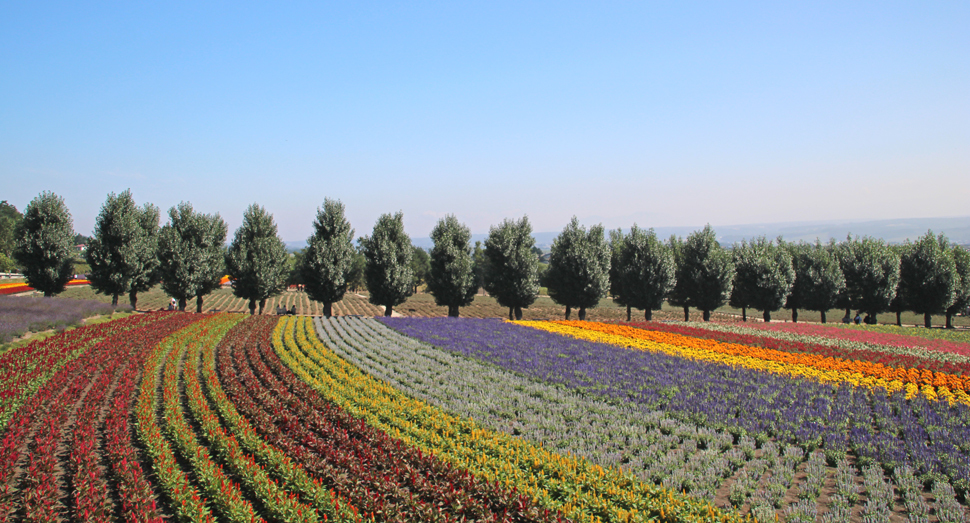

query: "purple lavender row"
(0, 296), (125, 344)
(379, 317), (970, 497)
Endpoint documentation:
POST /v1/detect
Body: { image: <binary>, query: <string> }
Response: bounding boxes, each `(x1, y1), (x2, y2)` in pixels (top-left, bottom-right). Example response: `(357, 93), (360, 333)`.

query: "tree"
(85, 190), (159, 307)
(13, 192), (75, 297)
(0, 201), (23, 257)
(666, 235), (692, 321)
(226, 204), (289, 315)
(730, 237), (794, 322)
(786, 240), (845, 323)
(898, 231), (957, 328)
(411, 246), (431, 294)
(483, 216), (539, 320)
(611, 226), (676, 321)
(158, 203), (228, 312)
(946, 245), (970, 329)
(360, 212), (413, 317)
(837, 235), (901, 323)
(729, 241), (754, 322)
(300, 198), (356, 317)
(426, 215), (477, 317)
(681, 225), (734, 321)
(544, 217), (610, 321)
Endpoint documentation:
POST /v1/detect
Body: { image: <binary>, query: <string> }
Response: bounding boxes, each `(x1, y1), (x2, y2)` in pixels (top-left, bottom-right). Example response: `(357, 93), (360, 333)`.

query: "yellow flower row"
(273, 317), (750, 523)
(517, 321), (970, 407)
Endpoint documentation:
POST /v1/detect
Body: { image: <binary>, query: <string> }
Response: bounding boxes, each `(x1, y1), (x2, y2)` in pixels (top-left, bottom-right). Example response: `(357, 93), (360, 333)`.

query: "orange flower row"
(552, 321), (970, 394)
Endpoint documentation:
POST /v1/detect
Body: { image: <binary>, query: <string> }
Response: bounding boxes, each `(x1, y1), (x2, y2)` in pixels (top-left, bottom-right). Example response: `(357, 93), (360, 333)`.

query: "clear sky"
(2, 2), (968, 241)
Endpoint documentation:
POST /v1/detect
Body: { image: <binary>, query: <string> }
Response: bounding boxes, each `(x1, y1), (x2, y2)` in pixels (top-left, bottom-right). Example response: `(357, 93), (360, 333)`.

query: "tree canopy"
(360, 212), (414, 317)
(837, 235), (901, 321)
(946, 245), (970, 329)
(544, 217), (610, 320)
(158, 202), (228, 312)
(786, 241), (845, 323)
(13, 192), (75, 297)
(610, 225), (675, 321)
(426, 215), (477, 317)
(730, 237), (794, 322)
(226, 204), (288, 315)
(681, 225), (734, 321)
(85, 190), (160, 308)
(483, 216), (539, 320)
(300, 198), (356, 317)
(898, 231), (957, 328)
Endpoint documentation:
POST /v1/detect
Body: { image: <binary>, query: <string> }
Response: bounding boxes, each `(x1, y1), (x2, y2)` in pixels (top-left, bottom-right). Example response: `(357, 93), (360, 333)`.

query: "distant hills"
(286, 216), (970, 252)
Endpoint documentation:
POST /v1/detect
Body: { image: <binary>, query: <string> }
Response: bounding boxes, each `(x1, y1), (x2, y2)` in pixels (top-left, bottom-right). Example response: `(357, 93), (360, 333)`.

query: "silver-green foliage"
(544, 216), (611, 318)
(787, 241), (846, 321)
(360, 212), (413, 314)
(610, 225), (676, 319)
(681, 225), (734, 320)
(300, 198), (355, 316)
(483, 216), (539, 319)
(226, 204), (288, 313)
(159, 202), (228, 310)
(85, 190), (160, 306)
(730, 237), (795, 321)
(13, 191), (75, 297)
(899, 231), (957, 326)
(426, 215), (476, 317)
(837, 235), (901, 317)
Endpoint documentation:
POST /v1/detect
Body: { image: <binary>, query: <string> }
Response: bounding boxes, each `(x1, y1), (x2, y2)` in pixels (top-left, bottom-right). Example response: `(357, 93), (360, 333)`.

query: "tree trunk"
(196, 295), (204, 313)
(564, 306), (571, 320)
(845, 308), (852, 320)
(384, 304), (393, 317)
(258, 299), (267, 315)
(44, 291), (54, 297)
(179, 298), (187, 312)
(514, 306), (523, 320)
(924, 312), (932, 329)
(791, 309), (798, 323)
(763, 310), (771, 323)
(896, 311), (902, 326)
(249, 299), (256, 315)
(683, 306), (689, 322)
(741, 307), (747, 322)
(820, 310), (827, 323)
(644, 309), (652, 321)
(129, 290), (138, 310)
(626, 305), (631, 322)
(324, 302), (333, 318)
(703, 309), (711, 322)
(448, 305), (459, 318)
(112, 294), (119, 306)
(946, 311), (954, 329)
(871, 313), (878, 324)
(508, 307), (513, 320)
(578, 307), (586, 321)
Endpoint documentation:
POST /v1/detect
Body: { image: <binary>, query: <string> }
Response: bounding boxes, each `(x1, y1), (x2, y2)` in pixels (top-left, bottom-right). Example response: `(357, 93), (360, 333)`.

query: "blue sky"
(2, 2), (968, 240)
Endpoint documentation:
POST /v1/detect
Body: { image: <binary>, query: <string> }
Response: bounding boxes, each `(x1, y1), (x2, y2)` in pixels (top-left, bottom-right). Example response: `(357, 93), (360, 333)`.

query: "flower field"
(2, 309), (969, 522)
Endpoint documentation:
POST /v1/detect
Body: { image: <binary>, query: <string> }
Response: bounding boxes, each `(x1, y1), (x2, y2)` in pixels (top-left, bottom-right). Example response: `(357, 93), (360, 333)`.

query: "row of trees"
(10, 191), (970, 326)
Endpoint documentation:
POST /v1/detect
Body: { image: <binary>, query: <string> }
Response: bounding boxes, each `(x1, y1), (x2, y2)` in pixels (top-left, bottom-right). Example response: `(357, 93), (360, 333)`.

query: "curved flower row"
(531, 321), (970, 406)
(223, 316), (551, 522)
(709, 320), (970, 358)
(674, 321), (970, 364)
(620, 321), (970, 377)
(836, 322), (970, 345)
(277, 316), (748, 523)
(0, 279), (89, 295)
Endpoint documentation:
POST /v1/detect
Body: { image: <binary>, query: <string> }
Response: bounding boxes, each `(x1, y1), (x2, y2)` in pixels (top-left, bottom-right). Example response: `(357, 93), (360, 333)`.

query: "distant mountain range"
(286, 216), (970, 252)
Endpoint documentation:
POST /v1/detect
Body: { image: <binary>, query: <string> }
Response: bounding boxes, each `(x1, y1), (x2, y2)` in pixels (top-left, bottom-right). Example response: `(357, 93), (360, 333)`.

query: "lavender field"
(0, 296), (127, 344)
